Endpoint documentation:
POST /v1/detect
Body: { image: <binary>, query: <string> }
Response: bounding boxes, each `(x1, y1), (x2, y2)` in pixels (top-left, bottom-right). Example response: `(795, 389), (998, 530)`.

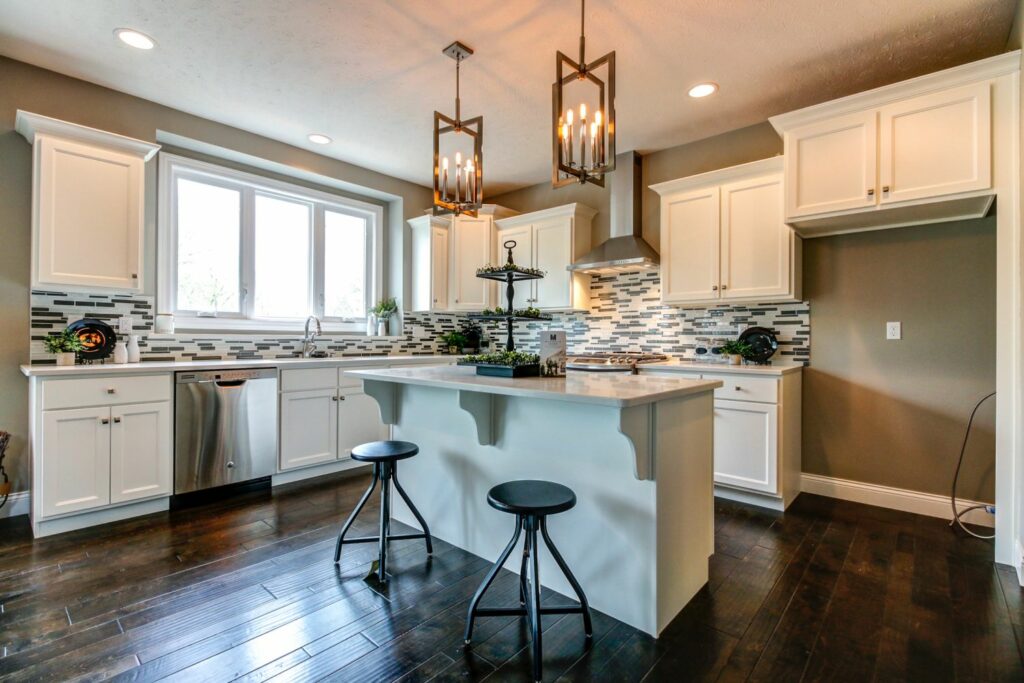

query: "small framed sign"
(539, 330), (566, 377)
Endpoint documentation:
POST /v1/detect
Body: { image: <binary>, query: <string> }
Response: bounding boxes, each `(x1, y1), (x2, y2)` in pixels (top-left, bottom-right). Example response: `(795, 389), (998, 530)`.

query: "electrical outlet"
(412, 325), (426, 338)
(118, 316), (133, 334)
(886, 321), (902, 340)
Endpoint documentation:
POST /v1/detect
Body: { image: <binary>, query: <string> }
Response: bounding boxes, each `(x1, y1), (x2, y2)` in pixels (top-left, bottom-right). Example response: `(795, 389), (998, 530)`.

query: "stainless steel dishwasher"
(174, 368), (277, 495)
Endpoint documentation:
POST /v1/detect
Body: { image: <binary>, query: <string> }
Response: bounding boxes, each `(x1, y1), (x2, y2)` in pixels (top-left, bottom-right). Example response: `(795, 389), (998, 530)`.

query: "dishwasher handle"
(215, 380), (247, 388)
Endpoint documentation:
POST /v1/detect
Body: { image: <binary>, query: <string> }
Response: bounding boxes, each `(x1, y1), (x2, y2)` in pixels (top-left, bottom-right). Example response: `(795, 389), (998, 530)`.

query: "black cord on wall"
(950, 392), (996, 540)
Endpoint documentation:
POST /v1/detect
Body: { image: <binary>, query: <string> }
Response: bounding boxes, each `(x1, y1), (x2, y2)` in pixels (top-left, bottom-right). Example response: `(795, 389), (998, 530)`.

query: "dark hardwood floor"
(0, 471), (1020, 682)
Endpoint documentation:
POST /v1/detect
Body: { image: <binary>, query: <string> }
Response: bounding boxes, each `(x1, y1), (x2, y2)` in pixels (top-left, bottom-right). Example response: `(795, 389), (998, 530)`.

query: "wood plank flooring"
(0, 471), (1020, 681)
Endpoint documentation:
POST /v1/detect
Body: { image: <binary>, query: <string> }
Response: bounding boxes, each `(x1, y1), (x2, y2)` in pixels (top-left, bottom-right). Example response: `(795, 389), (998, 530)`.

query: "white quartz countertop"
(642, 360), (804, 376)
(20, 354), (458, 378)
(346, 365), (722, 408)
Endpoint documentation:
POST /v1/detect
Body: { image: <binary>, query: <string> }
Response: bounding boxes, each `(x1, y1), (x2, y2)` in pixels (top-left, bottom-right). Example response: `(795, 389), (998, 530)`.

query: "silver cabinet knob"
(331, 395), (338, 402)
(226, 461), (235, 469)
(721, 284), (728, 290)
(734, 386), (741, 391)
(100, 418), (110, 425)
(113, 417), (122, 423)
(711, 285), (718, 291)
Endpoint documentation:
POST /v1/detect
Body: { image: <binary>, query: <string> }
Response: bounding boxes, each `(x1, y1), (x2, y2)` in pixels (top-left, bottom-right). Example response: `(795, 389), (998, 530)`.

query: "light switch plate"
(886, 321), (902, 340)
(118, 316), (133, 334)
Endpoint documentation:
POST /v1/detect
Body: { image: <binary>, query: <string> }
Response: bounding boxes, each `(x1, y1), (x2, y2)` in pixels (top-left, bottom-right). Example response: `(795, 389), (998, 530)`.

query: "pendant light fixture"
(552, 0), (615, 188)
(433, 41), (483, 216)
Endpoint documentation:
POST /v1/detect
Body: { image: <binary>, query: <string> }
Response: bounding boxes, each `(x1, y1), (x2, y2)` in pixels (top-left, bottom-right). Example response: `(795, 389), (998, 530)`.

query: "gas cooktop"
(565, 352), (669, 372)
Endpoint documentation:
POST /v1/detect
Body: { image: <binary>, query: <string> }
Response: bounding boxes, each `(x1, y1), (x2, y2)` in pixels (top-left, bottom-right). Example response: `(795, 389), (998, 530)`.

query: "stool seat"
(351, 440), (419, 462)
(487, 480), (576, 516)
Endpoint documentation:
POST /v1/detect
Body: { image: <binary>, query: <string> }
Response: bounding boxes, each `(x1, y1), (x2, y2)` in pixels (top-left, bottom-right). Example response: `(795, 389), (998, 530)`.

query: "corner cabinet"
(651, 158), (801, 307)
(769, 55), (1008, 236)
(495, 204), (596, 311)
(408, 205), (518, 312)
(16, 111), (160, 293)
(30, 374), (173, 536)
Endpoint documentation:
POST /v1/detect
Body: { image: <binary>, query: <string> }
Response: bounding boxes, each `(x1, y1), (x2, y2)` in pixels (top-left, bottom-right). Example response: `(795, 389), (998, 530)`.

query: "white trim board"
(801, 473), (994, 527)
(0, 491), (31, 519)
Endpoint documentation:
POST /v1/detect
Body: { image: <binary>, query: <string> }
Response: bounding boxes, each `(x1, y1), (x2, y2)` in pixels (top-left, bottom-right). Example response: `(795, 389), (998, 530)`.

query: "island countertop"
(346, 365), (722, 408)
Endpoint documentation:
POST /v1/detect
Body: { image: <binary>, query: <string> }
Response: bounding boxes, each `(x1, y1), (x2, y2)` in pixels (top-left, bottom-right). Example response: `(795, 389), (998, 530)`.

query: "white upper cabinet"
(449, 215), (492, 311)
(409, 216), (450, 312)
(652, 158), (801, 307)
(878, 82), (991, 205)
(16, 111), (159, 292)
(770, 55), (1008, 237)
(784, 111), (877, 218)
(494, 203), (595, 311)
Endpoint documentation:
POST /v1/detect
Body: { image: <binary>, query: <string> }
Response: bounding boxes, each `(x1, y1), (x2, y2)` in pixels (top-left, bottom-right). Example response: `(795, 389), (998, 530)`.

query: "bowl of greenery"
(719, 340), (753, 365)
(43, 328), (84, 366)
(459, 350), (541, 377)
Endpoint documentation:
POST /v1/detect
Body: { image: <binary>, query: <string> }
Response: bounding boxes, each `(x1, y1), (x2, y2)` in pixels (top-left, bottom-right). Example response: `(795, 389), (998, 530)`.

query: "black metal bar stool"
(463, 480), (592, 682)
(333, 440), (433, 582)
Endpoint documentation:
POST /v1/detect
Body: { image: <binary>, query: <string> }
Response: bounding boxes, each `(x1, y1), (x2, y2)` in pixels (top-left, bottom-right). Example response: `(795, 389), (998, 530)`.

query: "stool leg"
(464, 515), (522, 645)
(377, 462), (392, 582)
(527, 516), (543, 683)
(541, 516), (593, 637)
(518, 519), (529, 606)
(391, 463), (433, 555)
(334, 465), (380, 564)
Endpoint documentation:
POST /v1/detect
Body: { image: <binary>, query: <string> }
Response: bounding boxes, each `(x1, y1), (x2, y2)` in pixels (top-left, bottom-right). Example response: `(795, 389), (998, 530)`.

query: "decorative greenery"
(461, 350), (540, 367)
(719, 340), (753, 357)
(476, 264), (546, 277)
(460, 322), (483, 349)
(43, 329), (84, 354)
(514, 307), (543, 318)
(440, 331), (468, 349)
(479, 306), (506, 316)
(370, 297), (398, 318)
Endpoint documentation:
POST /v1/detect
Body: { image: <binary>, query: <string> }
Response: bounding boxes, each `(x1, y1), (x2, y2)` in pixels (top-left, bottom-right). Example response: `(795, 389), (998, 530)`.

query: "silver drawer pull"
(113, 417), (122, 423)
(106, 388), (116, 394)
(100, 418), (110, 425)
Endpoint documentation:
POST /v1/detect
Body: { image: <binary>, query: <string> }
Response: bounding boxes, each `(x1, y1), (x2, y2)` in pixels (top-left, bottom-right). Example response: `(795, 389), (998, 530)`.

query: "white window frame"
(158, 153), (384, 333)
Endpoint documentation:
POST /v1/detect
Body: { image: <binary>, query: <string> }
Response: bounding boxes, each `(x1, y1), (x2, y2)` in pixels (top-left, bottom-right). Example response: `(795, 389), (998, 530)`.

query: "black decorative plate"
(738, 326), (778, 363)
(66, 318), (117, 360)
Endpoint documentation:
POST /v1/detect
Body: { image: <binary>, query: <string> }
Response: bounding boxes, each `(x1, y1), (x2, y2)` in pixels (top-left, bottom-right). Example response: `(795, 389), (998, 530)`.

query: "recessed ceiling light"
(688, 82), (718, 98)
(307, 133), (332, 145)
(114, 28), (155, 50)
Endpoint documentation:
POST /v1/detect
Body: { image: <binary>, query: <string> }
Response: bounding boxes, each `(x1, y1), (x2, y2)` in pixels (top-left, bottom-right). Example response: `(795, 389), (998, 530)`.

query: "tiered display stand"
(468, 240), (551, 352)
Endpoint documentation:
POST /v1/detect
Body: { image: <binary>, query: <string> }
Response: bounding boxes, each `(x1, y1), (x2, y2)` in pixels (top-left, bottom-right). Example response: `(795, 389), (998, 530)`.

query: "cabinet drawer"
(280, 368), (335, 392)
(41, 375), (171, 410)
(703, 373), (778, 403)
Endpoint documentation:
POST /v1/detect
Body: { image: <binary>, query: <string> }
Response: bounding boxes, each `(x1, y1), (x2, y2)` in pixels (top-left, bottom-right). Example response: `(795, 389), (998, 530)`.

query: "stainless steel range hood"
(568, 151), (659, 274)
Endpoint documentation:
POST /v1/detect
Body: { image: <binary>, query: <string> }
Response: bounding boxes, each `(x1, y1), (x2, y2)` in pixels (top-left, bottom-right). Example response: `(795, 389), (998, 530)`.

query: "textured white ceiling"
(0, 0), (1016, 194)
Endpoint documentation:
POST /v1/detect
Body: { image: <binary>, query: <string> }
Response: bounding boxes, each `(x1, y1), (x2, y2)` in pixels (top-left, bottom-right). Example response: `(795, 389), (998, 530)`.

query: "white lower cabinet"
(713, 400), (778, 494)
(36, 374), (173, 523)
(279, 368), (388, 472)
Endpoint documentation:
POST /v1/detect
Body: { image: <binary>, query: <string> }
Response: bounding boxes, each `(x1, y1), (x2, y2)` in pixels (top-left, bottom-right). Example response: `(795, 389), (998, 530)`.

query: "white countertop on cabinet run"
(20, 354), (458, 378)
(642, 359), (804, 376)
(347, 364), (721, 408)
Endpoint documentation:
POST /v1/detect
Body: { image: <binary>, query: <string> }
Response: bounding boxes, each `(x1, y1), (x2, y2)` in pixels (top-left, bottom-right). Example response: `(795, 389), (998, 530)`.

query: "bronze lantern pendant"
(433, 41), (483, 217)
(552, 0), (616, 188)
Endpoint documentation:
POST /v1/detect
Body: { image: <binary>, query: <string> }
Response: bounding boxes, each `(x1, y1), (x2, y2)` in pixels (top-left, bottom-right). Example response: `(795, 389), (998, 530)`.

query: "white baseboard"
(800, 473), (994, 527)
(1016, 540), (1024, 587)
(0, 491), (30, 519)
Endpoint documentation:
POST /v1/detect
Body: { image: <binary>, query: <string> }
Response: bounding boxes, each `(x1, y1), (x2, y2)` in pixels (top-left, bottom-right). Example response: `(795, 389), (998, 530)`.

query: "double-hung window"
(158, 154), (383, 332)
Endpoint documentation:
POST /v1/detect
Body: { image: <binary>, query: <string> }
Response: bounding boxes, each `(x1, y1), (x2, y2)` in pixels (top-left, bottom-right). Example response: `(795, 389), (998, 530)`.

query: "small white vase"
(377, 320), (388, 337)
(366, 315), (376, 336)
(56, 352), (76, 366)
(127, 335), (140, 363)
(113, 341), (128, 364)
(728, 354), (743, 365)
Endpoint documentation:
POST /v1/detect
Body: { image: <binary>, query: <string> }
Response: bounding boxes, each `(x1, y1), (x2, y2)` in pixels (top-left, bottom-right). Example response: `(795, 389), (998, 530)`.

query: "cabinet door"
(449, 216), (492, 310)
(713, 399), (778, 494)
(878, 81), (991, 205)
(431, 226), (449, 311)
(785, 111), (877, 218)
(660, 187), (721, 303)
(721, 174), (792, 300)
(35, 135), (143, 291)
(337, 386), (390, 460)
(279, 389), (338, 470)
(40, 406), (111, 516)
(498, 224), (534, 309)
(110, 402), (171, 504)
(533, 219), (574, 310)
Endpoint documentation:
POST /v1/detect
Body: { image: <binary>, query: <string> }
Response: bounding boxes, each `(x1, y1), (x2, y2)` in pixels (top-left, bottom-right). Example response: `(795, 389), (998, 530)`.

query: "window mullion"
(313, 204), (325, 319)
(241, 186), (256, 319)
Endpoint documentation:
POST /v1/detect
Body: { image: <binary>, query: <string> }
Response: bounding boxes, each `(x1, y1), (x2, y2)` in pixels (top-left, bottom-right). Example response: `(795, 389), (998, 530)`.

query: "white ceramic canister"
(113, 341), (128, 364)
(127, 335), (141, 363)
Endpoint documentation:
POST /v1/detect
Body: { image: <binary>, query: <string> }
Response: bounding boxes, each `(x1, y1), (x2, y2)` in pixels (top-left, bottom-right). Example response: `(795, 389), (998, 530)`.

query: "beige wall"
(803, 220), (997, 502)
(491, 122), (783, 248)
(0, 57), (433, 494)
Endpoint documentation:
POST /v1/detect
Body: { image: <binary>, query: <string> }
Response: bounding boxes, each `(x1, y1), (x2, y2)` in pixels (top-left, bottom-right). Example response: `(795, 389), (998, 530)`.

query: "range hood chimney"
(568, 151), (659, 274)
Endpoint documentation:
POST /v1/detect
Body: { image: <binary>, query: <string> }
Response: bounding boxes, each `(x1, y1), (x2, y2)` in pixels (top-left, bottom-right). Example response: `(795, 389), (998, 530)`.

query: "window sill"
(164, 316), (373, 336)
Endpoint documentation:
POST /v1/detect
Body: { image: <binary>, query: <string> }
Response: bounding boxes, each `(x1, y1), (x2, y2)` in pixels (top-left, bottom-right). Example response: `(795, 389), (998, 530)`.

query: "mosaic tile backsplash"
(29, 270), (810, 364)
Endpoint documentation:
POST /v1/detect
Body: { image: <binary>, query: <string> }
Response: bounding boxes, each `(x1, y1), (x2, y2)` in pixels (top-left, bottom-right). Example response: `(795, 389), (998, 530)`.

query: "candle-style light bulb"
(579, 103), (587, 122)
(580, 123), (587, 169)
(441, 156), (449, 201)
(595, 110), (604, 164)
(567, 111), (574, 166)
(590, 122), (598, 169)
(566, 108), (574, 125)
(455, 152), (462, 204)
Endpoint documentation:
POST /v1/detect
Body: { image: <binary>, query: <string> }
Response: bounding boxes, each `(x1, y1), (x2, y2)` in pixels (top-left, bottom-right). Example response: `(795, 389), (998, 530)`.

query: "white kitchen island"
(346, 365), (722, 636)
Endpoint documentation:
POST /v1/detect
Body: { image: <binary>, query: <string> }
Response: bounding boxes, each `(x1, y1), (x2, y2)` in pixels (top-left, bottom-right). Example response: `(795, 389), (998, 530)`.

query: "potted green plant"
(370, 297), (399, 336)
(440, 331), (468, 354)
(460, 322), (483, 353)
(719, 340), (753, 365)
(43, 328), (84, 366)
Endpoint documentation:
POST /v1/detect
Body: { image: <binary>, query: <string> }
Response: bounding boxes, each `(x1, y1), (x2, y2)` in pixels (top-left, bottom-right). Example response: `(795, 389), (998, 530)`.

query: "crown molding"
(649, 156), (782, 196)
(16, 110), (160, 160)
(494, 202), (598, 228)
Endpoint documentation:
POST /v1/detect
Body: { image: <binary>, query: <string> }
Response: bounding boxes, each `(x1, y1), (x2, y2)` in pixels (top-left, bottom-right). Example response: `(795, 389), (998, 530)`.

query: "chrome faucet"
(301, 315), (322, 358)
